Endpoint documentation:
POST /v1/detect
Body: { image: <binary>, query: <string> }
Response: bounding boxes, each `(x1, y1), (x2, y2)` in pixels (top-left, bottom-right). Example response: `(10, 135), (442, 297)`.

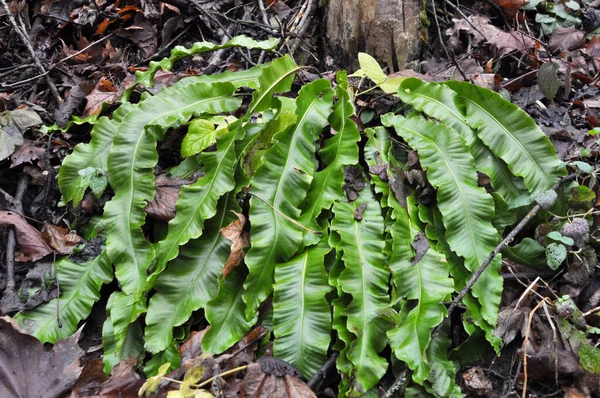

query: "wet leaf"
(0, 317), (83, 398)
(548, 26), (585, 54)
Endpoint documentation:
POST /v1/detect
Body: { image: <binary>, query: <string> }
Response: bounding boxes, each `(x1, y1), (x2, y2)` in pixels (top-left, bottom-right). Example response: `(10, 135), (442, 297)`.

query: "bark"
(323, 0), (422, 71)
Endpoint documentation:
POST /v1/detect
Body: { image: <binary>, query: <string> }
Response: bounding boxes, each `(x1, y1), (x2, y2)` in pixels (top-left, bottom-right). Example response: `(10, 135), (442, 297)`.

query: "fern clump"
(16, 40), (566, 395)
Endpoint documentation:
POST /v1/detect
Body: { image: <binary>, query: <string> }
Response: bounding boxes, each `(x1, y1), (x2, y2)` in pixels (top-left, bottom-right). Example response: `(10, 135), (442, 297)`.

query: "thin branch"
(307, 353), (339, 390)
(0, 0), (62, 101)
(445, 173), (577, 319)
(1, 33), (114, 89)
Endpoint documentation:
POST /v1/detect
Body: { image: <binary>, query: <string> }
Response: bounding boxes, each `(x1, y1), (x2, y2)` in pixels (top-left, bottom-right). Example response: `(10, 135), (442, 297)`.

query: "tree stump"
(323, 0), (423, 71)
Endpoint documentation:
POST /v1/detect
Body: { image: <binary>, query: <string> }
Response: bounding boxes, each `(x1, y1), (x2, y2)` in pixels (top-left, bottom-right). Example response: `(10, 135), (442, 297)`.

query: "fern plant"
(15, 38), (565, 396)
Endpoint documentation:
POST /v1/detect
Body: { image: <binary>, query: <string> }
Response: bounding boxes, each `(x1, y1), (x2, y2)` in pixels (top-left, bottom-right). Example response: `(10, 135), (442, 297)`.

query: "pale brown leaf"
(0, 211), (52, 261)
(220, 211), (250, 278)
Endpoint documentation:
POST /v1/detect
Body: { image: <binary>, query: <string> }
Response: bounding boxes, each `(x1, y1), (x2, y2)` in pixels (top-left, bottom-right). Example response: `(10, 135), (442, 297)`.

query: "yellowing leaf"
(357, 52), (387, 84)
(139, 362), (171, 397)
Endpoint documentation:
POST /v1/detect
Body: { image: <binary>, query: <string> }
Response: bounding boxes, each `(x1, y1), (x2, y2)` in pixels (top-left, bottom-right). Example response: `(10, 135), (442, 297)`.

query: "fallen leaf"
(447, 15), (535, 55)
(96, 358), (144, 397)
(0, 211), (52, 261)
(41, 224), (82, 255)
(0, 108), (42, 161)
(145, 174), (196, 221)
(548, 26), (585, 54)
(83, 78), (118, 117)
(0, 317), (83, 398)
(240, 358), (315, 398)
(220, 211), (250, 278)
(10, 139), (46, 168)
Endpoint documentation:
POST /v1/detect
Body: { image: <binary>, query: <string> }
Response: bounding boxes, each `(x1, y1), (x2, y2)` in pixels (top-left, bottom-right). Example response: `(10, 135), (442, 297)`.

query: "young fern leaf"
(103, 81), (241, 295)
(102, 317), (144, 374)
(445, 80), (566, 195)
(382, 114), (503, 326)
(426, 325), (462, 397)
(386, 243), (455, 384)
(58, 102), (134, 206)
(243, 79), (334, 320)
(15, 249), (112, 343)
(328, 233), (354, 396)
(59, 66), (274, 207)
(150, 121), (243, 281)
(300, 71), (360, 242)
(202, 265), (257, 354)
(273, 236), (332, 379)
(245, 55), (300, 116)
(331, 184), (390, 394)
(135, 36), (279, 87)
(397, 78), (528, 205)
(144, 194), (238, 353)
(105, 291), (147, 354)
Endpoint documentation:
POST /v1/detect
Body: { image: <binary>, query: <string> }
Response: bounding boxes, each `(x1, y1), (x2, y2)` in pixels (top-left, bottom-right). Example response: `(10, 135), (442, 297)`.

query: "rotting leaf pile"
(14, 37), (565, 396)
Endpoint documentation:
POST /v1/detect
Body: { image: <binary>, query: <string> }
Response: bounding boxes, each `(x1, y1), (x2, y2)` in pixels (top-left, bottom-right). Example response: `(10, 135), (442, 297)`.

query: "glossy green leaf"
(144, 195), (237, 353)
(243, 79), (334, 320)
(104, 81), (241, 295)
(300, 71), (360, 243)
(273, 237), (332, 379)
(397, 78), (527, 205)
(387, 247), (454, 383)
(136, 36), (279, 87)
(102, 318), (144, 374)
(503, 237), (547, 268)
(202, 265), (257, 354)
(383, 114), (502, 326)
(445, 80), (566, 195)
(58, 102), (133, 206)
(15, 249), (112, 343)
(331, 185), (390, 394)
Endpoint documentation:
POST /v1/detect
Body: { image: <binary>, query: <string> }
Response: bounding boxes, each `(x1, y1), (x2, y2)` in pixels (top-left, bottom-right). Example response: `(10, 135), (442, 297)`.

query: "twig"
(445, 173), (577, 319)
(0, 0), (62, 101)
(1, 175), (29, 313)
(307, 353), (339, 390)
(432, 0), (467, 80)
(541, 300), (558, 386)
(257, 0), (270, 27)
(1, 33), (114, 89)
(522, 297), (551, 398)
(249, 194), (322, 235)
(383, 369), (408, 397)
(289, 0), (315, 55)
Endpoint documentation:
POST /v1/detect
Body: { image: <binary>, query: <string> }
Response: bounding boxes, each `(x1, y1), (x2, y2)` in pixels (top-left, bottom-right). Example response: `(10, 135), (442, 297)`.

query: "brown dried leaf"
(220, 211), (250, 278)
(0, 211), (52, 261)
(447, 15), (535, 55)
(145, 174), (196, 221)
(10, 139), (46, 168)
(548, 26), (586, 54)
(0, 317), (83, 398)
(83, 78), (118, 117)
(41, 224), (82, 255)
(97, 358), (144, 397)
(240, 360), (315, 398)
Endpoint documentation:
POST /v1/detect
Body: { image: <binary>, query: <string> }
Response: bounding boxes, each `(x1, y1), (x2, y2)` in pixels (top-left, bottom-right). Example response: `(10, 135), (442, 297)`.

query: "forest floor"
(1, 0), (600, 397)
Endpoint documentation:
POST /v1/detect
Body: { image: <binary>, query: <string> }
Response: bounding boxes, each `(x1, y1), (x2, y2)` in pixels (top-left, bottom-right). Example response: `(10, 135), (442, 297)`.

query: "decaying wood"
(323, 0), (422, 71)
